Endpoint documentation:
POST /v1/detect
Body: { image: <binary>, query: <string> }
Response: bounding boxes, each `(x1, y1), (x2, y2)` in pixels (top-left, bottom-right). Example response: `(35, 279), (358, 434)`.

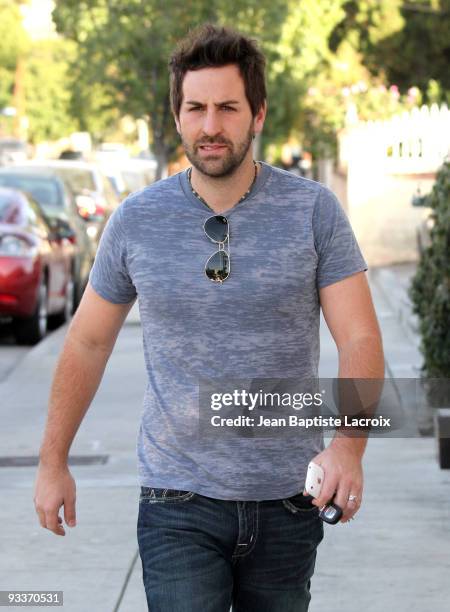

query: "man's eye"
(222, 106), (236, 111)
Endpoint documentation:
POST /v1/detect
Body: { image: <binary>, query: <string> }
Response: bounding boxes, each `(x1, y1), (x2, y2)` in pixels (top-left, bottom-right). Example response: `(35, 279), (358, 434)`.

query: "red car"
(0, 187), (75, 344)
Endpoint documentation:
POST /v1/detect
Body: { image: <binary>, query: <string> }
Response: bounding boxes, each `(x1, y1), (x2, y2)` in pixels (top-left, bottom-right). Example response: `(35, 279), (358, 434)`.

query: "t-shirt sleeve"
(88, 203), (137, 304)
(313, 186), (368, 290)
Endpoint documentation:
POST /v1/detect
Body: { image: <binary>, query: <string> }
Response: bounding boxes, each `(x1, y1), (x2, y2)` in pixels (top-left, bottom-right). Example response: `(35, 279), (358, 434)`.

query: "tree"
(409, 161), (450, 379)
(262, 0), (346, 154)
(0, 1), (78, 143)
(329, 0), (450, 101)
(283, 0), (444, 161)
(24, 39), (78, 143)
(377, 0), (450, 99)
(328, 0), (405, 59)
(0, 0), (29, 117)
(299, 41), (423, 159)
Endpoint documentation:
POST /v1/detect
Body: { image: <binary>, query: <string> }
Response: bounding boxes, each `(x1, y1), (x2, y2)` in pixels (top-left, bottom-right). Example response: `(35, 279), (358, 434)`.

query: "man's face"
(174, 64), (266, 177)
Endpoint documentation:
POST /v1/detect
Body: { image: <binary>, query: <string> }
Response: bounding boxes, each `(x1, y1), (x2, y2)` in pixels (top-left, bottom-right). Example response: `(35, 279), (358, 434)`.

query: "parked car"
(23, 159), (119, 217)
(9, 161), (108, 247)
(0, 138), (29, 166)
(103, 160), (156, 198)
(0, 167), (93, 311)
(0, 187), (76, 344)
(95, 143), (130, 163)
(58, 150), (85, 160)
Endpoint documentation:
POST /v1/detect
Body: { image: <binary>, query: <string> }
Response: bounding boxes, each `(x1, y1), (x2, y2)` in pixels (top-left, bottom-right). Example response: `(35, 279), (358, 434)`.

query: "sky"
(20, 0), (56, 40)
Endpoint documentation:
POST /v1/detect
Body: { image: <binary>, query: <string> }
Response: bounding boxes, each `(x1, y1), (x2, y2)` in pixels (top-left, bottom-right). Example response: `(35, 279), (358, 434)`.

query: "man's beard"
(180, 121), (254, 178)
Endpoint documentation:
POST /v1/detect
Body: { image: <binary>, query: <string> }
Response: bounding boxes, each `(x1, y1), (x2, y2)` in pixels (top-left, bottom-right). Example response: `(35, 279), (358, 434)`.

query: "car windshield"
(0, 175), (61, 208)
(0, 140), (26, 152)
(53, 167), (96, 192)
(0, 192), (28, 225)
(122, 170), (152, 192)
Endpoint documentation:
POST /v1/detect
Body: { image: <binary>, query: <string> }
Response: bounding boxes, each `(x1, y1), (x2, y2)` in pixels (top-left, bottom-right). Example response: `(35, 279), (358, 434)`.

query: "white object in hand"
(305, 461), (324, 498)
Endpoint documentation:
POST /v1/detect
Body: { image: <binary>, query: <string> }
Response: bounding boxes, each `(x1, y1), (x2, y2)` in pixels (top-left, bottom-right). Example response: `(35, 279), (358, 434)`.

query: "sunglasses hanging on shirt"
(187, 162), (259, 284)
(203, 215), (230, 283)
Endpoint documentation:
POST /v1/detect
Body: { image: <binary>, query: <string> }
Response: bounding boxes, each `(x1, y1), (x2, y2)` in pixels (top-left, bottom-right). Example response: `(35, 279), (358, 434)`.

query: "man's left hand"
(304, 441), (363, 523)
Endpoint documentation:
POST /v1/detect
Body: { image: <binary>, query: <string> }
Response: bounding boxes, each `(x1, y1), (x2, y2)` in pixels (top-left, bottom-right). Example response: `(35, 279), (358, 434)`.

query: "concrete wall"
(320, 104), (450, 266)
(346, 165), (435, 266)
(318, 160), (435, 266)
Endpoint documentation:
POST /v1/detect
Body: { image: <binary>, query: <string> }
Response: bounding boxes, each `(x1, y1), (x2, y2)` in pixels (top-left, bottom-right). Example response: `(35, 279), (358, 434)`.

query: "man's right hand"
(33, 464), (76, 537)
(32, 285), (135, 537)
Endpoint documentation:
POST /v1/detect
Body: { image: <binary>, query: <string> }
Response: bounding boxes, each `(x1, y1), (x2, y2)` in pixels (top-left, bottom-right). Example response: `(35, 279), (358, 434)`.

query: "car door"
(28, 198), (68, 314)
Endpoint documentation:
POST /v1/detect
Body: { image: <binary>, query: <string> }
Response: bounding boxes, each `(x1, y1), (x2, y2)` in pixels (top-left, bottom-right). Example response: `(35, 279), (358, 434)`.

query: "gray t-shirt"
(89, 162), (368, 500)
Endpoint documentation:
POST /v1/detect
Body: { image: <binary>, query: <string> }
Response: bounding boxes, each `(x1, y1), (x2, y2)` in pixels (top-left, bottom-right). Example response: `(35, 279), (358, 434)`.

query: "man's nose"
(202, 109), (222, 136)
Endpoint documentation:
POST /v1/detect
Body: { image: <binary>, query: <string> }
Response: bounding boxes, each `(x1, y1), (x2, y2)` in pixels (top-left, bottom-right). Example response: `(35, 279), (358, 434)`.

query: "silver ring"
(348, 495), (358, 503)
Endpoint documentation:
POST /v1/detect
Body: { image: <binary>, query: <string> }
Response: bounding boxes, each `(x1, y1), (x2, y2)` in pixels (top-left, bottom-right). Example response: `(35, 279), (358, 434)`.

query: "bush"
(408, 161), (450, 381)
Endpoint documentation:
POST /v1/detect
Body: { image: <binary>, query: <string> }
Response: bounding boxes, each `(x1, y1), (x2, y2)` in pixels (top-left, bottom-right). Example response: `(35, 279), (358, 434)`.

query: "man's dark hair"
(169, 23), (266, 119)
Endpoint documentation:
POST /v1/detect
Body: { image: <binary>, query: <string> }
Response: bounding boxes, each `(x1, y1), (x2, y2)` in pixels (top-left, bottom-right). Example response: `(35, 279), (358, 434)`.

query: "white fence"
(339, 104), (449, 175)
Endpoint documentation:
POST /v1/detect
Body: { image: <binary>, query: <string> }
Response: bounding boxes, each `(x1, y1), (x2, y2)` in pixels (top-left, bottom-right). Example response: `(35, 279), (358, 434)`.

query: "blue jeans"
(137, 487), (324, 611)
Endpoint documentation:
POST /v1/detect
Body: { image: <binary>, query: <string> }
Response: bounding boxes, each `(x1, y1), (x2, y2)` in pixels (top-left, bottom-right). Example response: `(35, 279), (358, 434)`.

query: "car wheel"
(13, 276), (48, 345)
(72, 277), (82, 313)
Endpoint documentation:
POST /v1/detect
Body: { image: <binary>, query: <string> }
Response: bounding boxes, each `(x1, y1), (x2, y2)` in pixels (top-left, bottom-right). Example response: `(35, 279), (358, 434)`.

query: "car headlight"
(0, 235), (37, 257)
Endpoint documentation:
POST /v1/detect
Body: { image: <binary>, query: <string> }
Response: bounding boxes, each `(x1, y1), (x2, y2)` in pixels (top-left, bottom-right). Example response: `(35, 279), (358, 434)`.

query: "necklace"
(187, 161), (259, 211)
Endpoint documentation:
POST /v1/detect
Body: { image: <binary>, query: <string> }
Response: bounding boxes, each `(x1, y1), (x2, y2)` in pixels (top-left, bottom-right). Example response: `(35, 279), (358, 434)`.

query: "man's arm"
(34, 283), (136, 536)
(306, 271), (384, 521)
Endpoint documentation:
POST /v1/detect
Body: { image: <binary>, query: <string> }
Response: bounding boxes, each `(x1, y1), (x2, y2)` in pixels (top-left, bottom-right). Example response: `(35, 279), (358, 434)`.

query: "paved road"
(0, 322), (29, 383)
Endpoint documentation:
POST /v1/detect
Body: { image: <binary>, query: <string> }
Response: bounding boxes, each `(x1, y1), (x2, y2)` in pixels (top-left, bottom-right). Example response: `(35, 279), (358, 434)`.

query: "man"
(34, 23), (384, 612)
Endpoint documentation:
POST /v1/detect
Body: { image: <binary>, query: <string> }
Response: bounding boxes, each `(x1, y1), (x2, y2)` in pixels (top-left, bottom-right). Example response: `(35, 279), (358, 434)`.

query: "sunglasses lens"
(204, 215), (228, 243)
(205, 251), (230, 282)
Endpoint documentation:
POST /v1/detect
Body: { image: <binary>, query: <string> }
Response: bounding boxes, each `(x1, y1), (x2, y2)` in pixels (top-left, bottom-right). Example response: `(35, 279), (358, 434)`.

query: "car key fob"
(305, 462), (343, 524)
(319, 501), (343, 525)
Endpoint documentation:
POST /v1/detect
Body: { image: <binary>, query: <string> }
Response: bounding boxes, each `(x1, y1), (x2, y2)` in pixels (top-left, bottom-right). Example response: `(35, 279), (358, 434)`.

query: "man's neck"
(190, 157), (258, 214)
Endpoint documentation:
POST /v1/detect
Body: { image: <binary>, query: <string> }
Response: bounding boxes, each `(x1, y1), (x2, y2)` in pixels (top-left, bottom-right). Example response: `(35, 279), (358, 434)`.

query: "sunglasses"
(203, 215), (230, 283)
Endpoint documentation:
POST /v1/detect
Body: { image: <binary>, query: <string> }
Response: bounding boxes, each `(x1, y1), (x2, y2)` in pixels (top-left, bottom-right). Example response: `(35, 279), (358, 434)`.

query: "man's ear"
(253, 100), (267, 136)
(174, 113), (181, 135)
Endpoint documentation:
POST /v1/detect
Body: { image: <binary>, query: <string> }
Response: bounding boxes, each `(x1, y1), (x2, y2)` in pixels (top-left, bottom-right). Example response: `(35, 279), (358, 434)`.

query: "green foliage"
(0, 0), (30, 108)
(299, 40), (422, 158)
(24, 39), (78, 142)
(0, 68), (15, 112)
(0, 1), (30, 67)
(426, 78), (450, 106)
(262, 0), (345, 152)
(299, 0), (449, 158)
(328, 0), (404, 56)
(409, 162), (450, 378)
(380, 0), (450, 101)
(0, 1), (76, 142)
(298, 0), (426, 158)
(332, 0), (450, 103)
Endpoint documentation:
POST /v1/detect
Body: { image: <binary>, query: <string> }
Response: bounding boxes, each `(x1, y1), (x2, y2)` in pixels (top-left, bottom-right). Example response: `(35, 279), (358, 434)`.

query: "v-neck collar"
(179, 161), (272, 217)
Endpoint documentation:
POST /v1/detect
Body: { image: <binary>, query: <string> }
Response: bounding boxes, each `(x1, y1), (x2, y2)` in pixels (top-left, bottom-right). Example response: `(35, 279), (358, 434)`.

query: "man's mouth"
(198, 144), (227, 151)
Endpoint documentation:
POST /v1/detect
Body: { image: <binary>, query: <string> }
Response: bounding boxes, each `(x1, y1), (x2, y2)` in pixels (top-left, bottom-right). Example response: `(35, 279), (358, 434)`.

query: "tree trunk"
(153, 138), (169, 181)
(13, 57), (26, 139)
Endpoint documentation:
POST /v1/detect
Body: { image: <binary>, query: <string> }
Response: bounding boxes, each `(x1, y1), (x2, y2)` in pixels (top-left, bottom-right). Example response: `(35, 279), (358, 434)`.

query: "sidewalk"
(314, 266), (450, 611)
(0, 266), (449, 611)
